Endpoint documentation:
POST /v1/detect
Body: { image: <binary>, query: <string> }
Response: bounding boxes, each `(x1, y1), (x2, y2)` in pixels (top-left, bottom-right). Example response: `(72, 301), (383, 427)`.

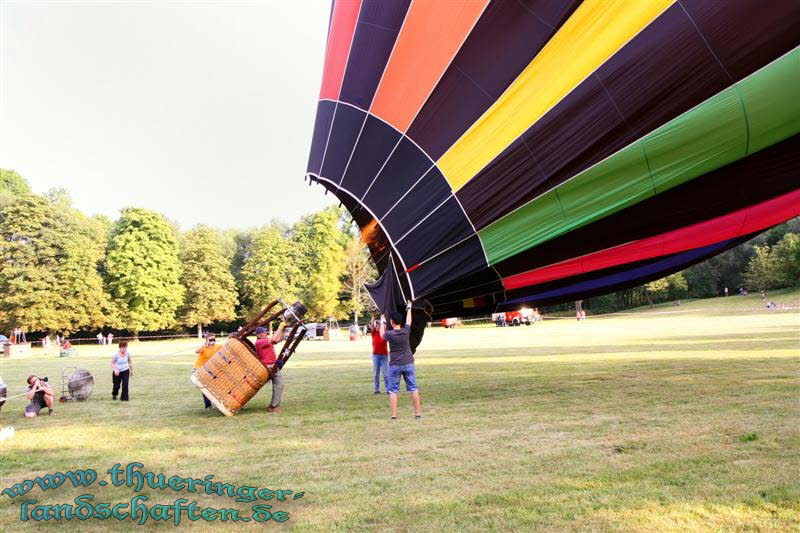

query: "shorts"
(388, 364), (417, 394)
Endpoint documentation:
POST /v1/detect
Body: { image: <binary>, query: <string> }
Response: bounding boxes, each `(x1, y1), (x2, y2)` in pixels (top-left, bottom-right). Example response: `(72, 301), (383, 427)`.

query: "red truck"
(492, 308), (536, 327)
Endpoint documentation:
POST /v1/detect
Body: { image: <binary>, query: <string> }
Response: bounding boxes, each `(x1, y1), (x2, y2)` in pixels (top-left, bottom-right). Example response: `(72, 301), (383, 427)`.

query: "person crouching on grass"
(194, 333), (220, 409)
(24, 375), (55, 417)
(255, 322), (288, 413)
(111, 340), (133, 401)
(380, 301), (421, 420)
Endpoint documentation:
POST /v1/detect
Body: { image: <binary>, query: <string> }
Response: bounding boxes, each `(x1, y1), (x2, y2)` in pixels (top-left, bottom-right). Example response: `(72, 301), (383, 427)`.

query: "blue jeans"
(388, 364), (417, 394)
(373, 355), (388, 392)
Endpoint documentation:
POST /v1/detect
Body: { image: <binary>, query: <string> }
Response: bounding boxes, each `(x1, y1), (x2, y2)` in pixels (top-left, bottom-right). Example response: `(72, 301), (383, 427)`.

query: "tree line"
(1, 168), (797, 334)
(0, 169), (375, 336)
(573, 219), (800, 314)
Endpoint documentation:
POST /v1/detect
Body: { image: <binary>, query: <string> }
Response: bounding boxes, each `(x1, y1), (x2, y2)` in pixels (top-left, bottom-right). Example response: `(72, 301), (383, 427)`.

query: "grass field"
(1, 290), (798, 531)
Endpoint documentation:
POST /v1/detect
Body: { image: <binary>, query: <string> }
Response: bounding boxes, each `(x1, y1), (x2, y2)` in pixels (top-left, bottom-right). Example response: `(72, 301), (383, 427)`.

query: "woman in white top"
(110, 340), (133, 401)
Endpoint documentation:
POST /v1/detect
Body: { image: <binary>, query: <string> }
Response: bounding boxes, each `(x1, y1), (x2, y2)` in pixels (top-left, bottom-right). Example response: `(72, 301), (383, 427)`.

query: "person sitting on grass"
(255, 322), (288, 413)
(380, 301), (421, 421)
(194, 333), (220, 409)
(111, 340), (133, 401)
(24, 374), (55, 418)
(59, 338), (76, 357)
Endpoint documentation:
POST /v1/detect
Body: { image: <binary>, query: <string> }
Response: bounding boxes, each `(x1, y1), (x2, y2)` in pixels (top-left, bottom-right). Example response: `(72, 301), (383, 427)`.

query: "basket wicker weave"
(191, 337), (270, 416)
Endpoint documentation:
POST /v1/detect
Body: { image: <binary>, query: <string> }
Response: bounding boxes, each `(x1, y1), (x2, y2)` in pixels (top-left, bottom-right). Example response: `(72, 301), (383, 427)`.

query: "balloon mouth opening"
(305, 173), (399, 277)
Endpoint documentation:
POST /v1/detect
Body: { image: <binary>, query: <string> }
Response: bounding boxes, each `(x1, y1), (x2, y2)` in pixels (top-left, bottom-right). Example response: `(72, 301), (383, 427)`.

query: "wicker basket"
(191, 337), (270, 416)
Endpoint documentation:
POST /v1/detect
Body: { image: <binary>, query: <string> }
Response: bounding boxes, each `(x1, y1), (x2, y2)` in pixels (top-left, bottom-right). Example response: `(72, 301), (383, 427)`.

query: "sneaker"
(373, 391), (381, 395)
(49, 410), (55, 416)
(112, 396), (117, 400)
(415, 415), (421, 420)
(267, 405), (281, 413)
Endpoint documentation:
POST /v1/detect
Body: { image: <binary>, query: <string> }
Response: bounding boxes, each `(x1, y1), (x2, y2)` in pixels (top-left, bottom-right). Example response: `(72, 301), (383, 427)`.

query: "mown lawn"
(1, 290), (798, 531)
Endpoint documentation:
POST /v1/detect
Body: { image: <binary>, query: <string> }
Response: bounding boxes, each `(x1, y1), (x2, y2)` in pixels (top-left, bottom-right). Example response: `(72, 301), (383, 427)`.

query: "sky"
(0, 0), (336, 230)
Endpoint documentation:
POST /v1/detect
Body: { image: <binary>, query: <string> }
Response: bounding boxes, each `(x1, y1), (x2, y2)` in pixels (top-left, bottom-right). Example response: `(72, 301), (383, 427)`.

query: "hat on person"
(255, 327), (267, 334)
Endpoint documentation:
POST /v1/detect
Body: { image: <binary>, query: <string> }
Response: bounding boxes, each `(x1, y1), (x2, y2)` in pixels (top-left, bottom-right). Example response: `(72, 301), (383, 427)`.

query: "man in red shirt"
(370, 318), (389, 394)
(255, 323), (287, 413)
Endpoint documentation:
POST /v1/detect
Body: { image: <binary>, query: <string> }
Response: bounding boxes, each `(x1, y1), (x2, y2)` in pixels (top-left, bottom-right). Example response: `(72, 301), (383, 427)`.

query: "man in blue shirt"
(380, 300), (421, 421)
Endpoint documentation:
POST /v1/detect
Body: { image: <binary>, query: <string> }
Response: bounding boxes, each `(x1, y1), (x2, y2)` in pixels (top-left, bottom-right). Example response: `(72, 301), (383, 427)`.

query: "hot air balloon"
(305, 0), (800, 319)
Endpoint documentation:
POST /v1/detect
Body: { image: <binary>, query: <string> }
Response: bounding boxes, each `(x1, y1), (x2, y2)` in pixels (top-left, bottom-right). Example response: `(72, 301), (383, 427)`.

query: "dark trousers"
(112, 369), (130, 401)
(202, 393), (211, 408)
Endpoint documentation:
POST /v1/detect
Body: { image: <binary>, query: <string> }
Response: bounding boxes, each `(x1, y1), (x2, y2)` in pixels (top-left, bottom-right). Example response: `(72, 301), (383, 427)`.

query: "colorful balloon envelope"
(305, 0), (800, 318)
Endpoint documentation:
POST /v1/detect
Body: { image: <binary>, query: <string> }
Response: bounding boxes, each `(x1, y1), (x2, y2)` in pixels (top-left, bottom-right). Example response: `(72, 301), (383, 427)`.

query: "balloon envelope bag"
(191, 300), (307, 416)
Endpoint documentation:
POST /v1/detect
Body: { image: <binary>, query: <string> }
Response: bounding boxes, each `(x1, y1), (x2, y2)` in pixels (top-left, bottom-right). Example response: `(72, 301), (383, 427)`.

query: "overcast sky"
(0, 0), (336, 229)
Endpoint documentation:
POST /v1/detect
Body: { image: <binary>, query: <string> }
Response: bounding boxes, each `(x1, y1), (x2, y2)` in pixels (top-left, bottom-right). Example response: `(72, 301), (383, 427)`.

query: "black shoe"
(415, 415), (421, 420)
(112, 396), (117, 400)
(390, 416), (397, 421)
(373, 391), (381, 395)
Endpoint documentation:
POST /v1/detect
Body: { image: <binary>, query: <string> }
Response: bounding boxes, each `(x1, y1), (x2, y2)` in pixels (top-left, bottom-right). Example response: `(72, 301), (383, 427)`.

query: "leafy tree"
(105, 208), (184, 334)
(744, 244), (779, 291)
(340, 236), (376, 325)
(179, 226), (238, 336)
(645, 277), (669, 307)
(241, 225), (299, 317)
(0, 195), (109, 333)
(291, 207), (346, 320)
(44, 187), (72, 207)
(771, 233), (800, 287)
(683, 260), (720, 298)
(0, 168), (32, 210)
(222, 228), (256, 316)
(764, 218), (800, 246)
(0, 168), (31, 195)
(666, 272), (688, 300)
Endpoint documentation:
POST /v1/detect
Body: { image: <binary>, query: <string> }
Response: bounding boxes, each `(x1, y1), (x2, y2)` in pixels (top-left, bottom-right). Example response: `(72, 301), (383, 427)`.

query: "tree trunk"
(197, 323), (203, 339)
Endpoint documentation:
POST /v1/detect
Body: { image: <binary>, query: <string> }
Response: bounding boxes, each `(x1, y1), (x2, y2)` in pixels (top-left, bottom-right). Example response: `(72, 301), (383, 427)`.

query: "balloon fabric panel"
(338, 0), (411, 110)
(319, 0), (361, 100)
(503, 189), (800, 290)
(369, 0), (489, 132)
(501, 236), (751, 307)
(306, 101), (336, 175)
(379, 167), (451, 241)
(306, 0), (800, 316)
(458, 2), (742, 229)
(493, 134), (800, 278)
(480, 48), (800, 265)
(437, 0), (674, 190)
(406, 0), (581, 160)
(319, 102), (366, 183)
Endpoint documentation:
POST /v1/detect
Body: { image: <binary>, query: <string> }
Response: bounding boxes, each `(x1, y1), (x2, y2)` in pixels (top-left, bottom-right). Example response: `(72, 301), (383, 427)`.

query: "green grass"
(1, 290), (798, 531)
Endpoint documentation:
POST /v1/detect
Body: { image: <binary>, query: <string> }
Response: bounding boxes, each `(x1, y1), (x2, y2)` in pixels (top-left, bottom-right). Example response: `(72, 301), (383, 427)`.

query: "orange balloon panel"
(370, 0), (489, 132)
